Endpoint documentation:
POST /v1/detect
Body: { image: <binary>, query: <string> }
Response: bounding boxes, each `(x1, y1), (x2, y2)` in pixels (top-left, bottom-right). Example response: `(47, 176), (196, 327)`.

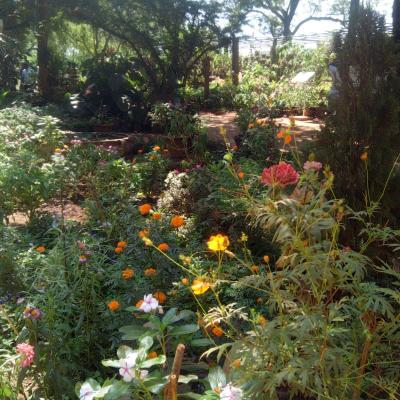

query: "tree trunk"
(348, 0), (360, 38)
(202, 56), (211, 105)
(393, 0), (400, 42)
(37, 0), (50, 99)
(231, 35), (239, 86)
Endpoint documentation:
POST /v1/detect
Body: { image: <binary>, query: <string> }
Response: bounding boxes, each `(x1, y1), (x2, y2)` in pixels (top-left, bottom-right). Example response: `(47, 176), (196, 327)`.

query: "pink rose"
(303, 161), (322, 171)
(261, 162), (299, 187)
(16, 343), (35, 368)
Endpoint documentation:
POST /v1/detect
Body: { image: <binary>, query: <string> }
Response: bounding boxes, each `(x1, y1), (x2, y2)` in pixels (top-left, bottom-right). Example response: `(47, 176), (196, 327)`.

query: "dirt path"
(200, 111), (323, 147)
(199, 111), (239, 148)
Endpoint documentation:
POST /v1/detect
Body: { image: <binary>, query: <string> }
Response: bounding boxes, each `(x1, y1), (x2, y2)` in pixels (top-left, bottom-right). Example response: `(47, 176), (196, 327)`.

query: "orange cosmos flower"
(284, 135), (292, 145)
(35, 246), (45, 253)
(114, 247), (123, 254)
(251, 265), (259, 274)
(122, 268), (134, 280)
(360, 152), (368, 161)
(157, 243), (169, 252)
(148, 351), (158, 359)
(238, 171), (245, 179)
(277, 130), (285, 139)
(139, 230), (149, 238)
(154, 291), (167, 304)
(248, 123), (254, 129)
(153, 145), (161, 152)
(191, 279), (210, 295)
(144, 268), (157, 276)
(181, 278), (189, 286)
(171, 215), (184, 228)
(212, 326), (224, 337)
(117, 241), (127, 248)
(152, 212), (161, 220)
(263, 255), (270, 263)
(139, 203), (152, 215)
(108, 300), (120, 312)
(231, 359), (241, 368)
(135, 299), (144, 308)
(207, 234), (229, 252)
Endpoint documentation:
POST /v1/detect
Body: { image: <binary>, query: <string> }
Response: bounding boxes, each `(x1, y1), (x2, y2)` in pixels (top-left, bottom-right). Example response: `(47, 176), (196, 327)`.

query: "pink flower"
(261, 162), (299, 187)
(16, 343), (35, 368)
(303, 161), (322, 171)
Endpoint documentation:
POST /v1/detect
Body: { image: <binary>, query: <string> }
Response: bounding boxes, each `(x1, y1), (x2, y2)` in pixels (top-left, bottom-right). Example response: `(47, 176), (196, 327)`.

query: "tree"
(394, 0), (400, 41)
(62, 0), (228, 101)
(251, 0), (346, 41)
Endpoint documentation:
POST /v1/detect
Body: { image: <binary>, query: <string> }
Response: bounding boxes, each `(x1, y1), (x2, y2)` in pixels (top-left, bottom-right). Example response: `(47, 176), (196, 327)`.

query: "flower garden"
(1, 1), (400, 400)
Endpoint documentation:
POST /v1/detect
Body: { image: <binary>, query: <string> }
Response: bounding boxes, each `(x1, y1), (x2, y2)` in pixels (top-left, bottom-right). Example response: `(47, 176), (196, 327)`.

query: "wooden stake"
(164, 344), (185, 400)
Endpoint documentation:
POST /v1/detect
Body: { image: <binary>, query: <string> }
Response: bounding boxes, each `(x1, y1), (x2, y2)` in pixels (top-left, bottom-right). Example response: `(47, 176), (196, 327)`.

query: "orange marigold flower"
(144, 268), (157, 276)
(117, 241), (127, 248)
(238, 171), (245, 179)
(122, 268), (135, 280)
(152, 212), (161, 220)
(153, 145), (161, 152)
(207, 234), (230, 252)
(114, 247), (123, 254)
(139, 230), (149, 238)
(108, 300), (120, 312)
(139, 203), (152, 215)
(258, 315), (267, 326)
(171, 215), (184, 228)
(157, 243), (169, 252)
(263, 255), (270, 263)
(360, 151), (368, 161)
(212, 326), (224, 337)
(284, 135), (292, 145)
(191, 279), (210, 295)
(135, 299), (144, 308)
(35, 246), (45, 253)
(148, 351), (158, 359)
(251, 265), (259, 274)
(181, 278), (189, 286)
(231, 359), (241, 368)
(154, 291), (167, 304)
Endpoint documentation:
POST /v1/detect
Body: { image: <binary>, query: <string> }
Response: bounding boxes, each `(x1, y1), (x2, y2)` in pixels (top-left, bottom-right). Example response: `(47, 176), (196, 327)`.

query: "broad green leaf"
(168, 324), (199, 336)
(208, 366), (226, 390)
(140, 355), (166, 368)
(104, 381), (130, 400)
(178, 374), (198, 384)
(190, 338), (213, 347)
(119, 324), (147, 340)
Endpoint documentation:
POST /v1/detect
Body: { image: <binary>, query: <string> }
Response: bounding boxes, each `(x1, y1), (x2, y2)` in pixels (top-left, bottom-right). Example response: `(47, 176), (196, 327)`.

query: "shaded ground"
(274, 115), (323, 144)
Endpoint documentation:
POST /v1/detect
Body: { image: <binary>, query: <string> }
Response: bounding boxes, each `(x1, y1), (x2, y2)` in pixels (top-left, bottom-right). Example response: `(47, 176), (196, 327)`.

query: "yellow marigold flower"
(360, 151), (368, 161)
(181, 277), (189, 286)
(117, 241), (127, 248)
(139, 230), (149, 238)
(157, 243), (169, 252)
(207, 234), (230, 252)
(36, 246), (46, 253)
(153, 145), (161, 152)
(114, 247), (123, 254)
(171, 215), (184, 228)
(263, 255), (270, 263)
(122, 268), (134, 280)
(257, 315), (267, 326)
(54, 148), (62, 153)
(152, 212), (161, 220)
(191, 279), (210, 295)
(154, 291), (167, 304)
(148, 351), (158, 359)
(108, 300), (120, 312)
(144, 268), (157, 276)
(212, 326), (224, 337)
(139, 203), (152, 215)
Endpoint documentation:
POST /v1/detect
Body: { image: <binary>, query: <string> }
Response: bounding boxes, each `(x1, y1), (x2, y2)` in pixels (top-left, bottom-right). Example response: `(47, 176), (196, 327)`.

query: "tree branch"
(292, 16), (344, 35)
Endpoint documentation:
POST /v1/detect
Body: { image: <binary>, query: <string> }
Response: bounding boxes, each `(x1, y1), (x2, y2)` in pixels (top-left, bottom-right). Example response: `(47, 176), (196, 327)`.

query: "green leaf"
(168, 324), (199, 336)
(101, 359), (120, 368)
(142, 376), (168, 394)
(178, 374), (198, 384)
(208, 366), (226, 390)
(140, 355), (166, 368)
(119, 324), (148, 340)
(162, 307), (178, 326)
(139, 336), (154, 352)
(104, 381), (130, 400)
(190, 338), (213, 347)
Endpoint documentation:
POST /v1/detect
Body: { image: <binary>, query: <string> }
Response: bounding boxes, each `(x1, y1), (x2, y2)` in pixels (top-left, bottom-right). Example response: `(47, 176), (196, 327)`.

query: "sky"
(239, 0), (393, 53)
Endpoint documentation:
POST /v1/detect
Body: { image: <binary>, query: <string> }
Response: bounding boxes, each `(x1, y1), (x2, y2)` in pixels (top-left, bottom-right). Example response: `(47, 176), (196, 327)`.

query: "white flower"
(79, 382), (96, 400)
(119, 353), (138, 382)
(220, 384), (243, 400)
(140, 369), (149, 379)
(139, 294), (159, 313)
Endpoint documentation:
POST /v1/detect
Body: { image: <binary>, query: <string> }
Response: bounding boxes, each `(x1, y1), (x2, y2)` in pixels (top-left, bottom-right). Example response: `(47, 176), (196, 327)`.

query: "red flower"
(261, 162), (299, 187)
